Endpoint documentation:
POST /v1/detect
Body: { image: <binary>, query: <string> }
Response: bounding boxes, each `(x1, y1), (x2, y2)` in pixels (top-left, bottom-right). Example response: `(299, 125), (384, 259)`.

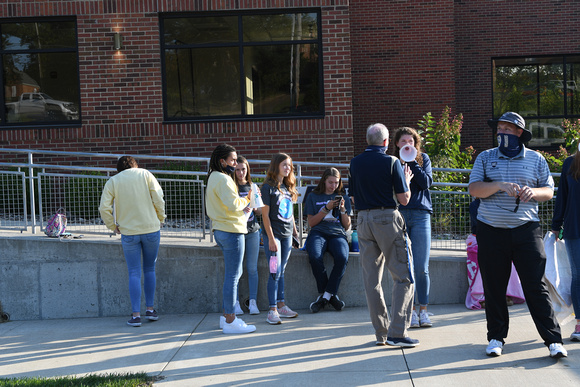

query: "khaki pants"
(357, 208), (414, 341)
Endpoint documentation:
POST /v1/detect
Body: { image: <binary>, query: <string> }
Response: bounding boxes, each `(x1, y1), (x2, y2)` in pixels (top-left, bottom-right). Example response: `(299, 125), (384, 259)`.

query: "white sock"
(323, 292), (332, 300)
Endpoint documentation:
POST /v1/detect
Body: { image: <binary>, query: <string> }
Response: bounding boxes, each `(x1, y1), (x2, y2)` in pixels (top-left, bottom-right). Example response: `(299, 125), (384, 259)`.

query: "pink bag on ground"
(465, 234), (525, 310)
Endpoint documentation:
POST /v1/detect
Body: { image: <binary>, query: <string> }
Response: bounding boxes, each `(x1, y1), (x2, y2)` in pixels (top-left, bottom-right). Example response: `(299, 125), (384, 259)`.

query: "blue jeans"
(243, 229), (260, 300)
(400, 209), (431, 305)
(214, 230), (245, 315)
(262, 231), (292, 307)
(565, 238), (580, 317)
(121, 231), (161, 313)
(305, 230), (349, 295)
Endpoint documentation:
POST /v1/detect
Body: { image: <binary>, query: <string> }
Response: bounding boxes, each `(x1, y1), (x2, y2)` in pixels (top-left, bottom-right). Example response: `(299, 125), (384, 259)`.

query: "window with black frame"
(161, 11), (322, 121)
(0, 18), (80, 126)
(493, 55), (580, 147)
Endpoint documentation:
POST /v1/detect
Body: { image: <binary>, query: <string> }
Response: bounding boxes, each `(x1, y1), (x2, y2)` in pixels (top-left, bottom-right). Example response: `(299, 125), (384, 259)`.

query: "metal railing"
(0, 148), (559, 250)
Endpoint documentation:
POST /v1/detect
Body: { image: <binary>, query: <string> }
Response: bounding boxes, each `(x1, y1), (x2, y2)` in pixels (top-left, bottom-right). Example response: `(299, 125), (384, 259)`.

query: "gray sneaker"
(278, 305), (298, 318)
(267, 310), (282, 325)
(410, 310), (420, 328)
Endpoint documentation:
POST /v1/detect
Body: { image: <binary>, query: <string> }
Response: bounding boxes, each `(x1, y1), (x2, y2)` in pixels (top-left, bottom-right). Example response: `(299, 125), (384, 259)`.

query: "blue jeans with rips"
(121, 231), (161, 313)
(399, 209), (431, 306)
(305, 230), (349, 295)
(214, 229), (245, 315)
(262, 231), (292, 308)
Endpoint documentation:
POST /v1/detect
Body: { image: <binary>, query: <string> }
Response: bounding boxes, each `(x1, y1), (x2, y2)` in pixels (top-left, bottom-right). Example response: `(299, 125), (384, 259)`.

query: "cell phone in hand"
(335, 195), (343, 203)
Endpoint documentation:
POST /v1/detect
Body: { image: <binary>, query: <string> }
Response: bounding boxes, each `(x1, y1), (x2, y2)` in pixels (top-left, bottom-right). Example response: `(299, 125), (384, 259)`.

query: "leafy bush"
(417, 106), (475, 188)
(538, 118), (580, 173)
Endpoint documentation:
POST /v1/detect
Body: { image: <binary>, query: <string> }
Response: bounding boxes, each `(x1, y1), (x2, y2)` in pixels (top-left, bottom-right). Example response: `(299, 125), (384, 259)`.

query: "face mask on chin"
(497, 133), (522, 157)
(224, 165), (236, 174)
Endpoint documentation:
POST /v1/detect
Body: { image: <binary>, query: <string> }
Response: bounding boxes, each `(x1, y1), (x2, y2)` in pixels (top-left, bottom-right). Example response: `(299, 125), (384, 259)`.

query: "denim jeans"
(214, 229), (245, 315)
(262, 231), (292, 307)
(244, 229), (261, 300)
(305, 230), (349, 295)
(565, 238), (580, 317)
(121, 231), (161, 313)
(400, 209), (431, 305)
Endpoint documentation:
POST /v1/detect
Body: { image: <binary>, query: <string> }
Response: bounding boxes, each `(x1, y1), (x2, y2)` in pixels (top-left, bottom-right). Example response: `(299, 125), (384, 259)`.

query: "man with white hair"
(349, 123), (418, 348)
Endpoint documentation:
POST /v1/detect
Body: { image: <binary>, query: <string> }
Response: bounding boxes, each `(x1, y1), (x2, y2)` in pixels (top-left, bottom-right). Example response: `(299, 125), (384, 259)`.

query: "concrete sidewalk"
(0, 304), (578, 386)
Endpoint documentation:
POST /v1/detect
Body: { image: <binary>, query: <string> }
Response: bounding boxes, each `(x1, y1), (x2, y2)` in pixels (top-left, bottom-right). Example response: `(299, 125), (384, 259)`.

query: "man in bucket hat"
(468, 112), (567, 358)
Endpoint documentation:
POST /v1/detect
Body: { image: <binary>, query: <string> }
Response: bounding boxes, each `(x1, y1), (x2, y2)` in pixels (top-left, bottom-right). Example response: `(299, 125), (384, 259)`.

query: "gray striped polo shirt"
(469, 146), (554, 229)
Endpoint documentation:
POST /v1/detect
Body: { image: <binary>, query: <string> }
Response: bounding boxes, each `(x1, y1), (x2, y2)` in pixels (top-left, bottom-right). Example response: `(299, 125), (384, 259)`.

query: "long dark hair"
(264, 153), (297, 201)
(313, 167), (344, 195)
(393, 126), (423, 166)
(235, 155), (253, 187)
(208, 144), (236, 177)
(570, 149), (580, 181)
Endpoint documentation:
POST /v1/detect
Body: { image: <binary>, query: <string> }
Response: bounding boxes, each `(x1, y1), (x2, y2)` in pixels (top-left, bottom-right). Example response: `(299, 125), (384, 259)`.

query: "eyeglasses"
(496, 196), (520, 213)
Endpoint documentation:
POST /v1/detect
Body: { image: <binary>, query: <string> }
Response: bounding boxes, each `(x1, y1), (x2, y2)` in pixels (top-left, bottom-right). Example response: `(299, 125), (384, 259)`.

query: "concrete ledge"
(0, 232), (468, 320)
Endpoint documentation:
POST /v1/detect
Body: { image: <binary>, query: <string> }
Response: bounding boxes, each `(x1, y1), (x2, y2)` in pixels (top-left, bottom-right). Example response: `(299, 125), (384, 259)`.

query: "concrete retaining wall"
(0, 233), (468, 320)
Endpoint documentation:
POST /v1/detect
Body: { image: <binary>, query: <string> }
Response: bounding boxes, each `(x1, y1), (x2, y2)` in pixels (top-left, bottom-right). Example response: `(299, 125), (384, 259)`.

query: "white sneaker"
(234, 301), (244, 315)
(267, 310), (282, 325)
(419, 310), (433, 327)
(549, 343), (567, 358)
(249, 299), (260, 315)
(223, 317), (256, 334)
(410, 310), (420, 328)
(219, 315), (225, 329)
(486, 339), (503, 357)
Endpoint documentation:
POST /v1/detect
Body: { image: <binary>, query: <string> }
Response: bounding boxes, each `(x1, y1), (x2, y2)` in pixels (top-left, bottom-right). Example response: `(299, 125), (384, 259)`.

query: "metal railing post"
(296, 164), (304, 245)
(28, 152), (37, 234)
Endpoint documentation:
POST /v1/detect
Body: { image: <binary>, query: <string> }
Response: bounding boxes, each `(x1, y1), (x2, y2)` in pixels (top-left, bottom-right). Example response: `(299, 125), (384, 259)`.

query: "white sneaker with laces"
(223, 317), (256, 334)
(486, 339), (503, 356)
(234, 301), (244, 315)
(249, 299), (260, 315)
(549, 343), (567, 358)
(410, 310), (420, 328)
(419, 310), (433, 327)
(219, 315), (225, 329)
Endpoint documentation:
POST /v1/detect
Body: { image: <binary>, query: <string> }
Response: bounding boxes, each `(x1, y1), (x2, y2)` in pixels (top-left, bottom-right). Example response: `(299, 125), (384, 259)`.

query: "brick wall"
(350, 0), (580, 157)
(0, 0), (354, 167)
(2, 0), (579, 165)
(349, 0), (457, 155)
(454, 0), (580, 153)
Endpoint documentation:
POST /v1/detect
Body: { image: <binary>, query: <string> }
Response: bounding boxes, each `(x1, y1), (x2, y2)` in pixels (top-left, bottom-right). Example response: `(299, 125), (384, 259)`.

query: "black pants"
(476, 221), (562, 346)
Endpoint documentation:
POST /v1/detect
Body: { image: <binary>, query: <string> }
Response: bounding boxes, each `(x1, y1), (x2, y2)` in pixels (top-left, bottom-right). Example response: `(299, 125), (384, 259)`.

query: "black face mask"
(497, 133), (522, 157)
(224, 165), (236, 174)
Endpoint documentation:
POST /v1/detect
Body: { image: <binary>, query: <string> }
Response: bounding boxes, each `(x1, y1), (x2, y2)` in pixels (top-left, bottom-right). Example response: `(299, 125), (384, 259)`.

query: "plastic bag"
(543, 231), (574, 324)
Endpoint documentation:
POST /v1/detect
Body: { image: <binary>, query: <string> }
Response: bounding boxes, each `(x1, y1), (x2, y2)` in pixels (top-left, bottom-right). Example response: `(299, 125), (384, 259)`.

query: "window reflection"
(162, 11), (322, 121)
(1, 19), (80, 126)
(493, 56), (580, 147)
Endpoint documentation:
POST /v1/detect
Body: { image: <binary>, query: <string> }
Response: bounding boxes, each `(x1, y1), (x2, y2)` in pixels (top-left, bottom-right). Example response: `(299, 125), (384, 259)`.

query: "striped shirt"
(469, 146), (554, 229)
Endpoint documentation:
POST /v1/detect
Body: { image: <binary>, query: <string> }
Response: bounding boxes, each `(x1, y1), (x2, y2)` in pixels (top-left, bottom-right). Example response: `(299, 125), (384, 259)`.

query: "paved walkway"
(0, 304), (578, 386)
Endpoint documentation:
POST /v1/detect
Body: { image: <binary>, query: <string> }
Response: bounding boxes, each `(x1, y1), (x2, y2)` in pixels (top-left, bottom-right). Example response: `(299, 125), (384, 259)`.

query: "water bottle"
(351, 230), (359, 252)
(269, 252), (278, 279)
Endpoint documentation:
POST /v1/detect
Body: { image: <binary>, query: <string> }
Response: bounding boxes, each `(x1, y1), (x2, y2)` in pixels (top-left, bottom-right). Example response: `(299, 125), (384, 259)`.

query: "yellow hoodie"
(99, 168), (166, 235)
(205, 171), (250, 234)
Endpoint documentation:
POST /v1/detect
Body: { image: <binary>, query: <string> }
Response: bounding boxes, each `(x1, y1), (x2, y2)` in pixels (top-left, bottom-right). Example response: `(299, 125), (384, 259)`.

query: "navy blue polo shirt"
(349, 145), (409, 210)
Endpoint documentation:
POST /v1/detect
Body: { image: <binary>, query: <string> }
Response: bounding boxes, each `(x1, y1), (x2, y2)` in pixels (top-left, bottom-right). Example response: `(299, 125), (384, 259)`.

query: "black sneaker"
(309, 295), (327, 313)
(386, 337), (419, 348)
(329, 295), (345, 311)
(127, 316), (141, 327)
(145, 310), (159, 321)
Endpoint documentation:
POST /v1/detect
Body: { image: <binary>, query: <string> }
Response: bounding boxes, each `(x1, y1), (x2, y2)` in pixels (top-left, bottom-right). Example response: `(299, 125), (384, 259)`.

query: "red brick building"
(1, 0), (579, 165)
